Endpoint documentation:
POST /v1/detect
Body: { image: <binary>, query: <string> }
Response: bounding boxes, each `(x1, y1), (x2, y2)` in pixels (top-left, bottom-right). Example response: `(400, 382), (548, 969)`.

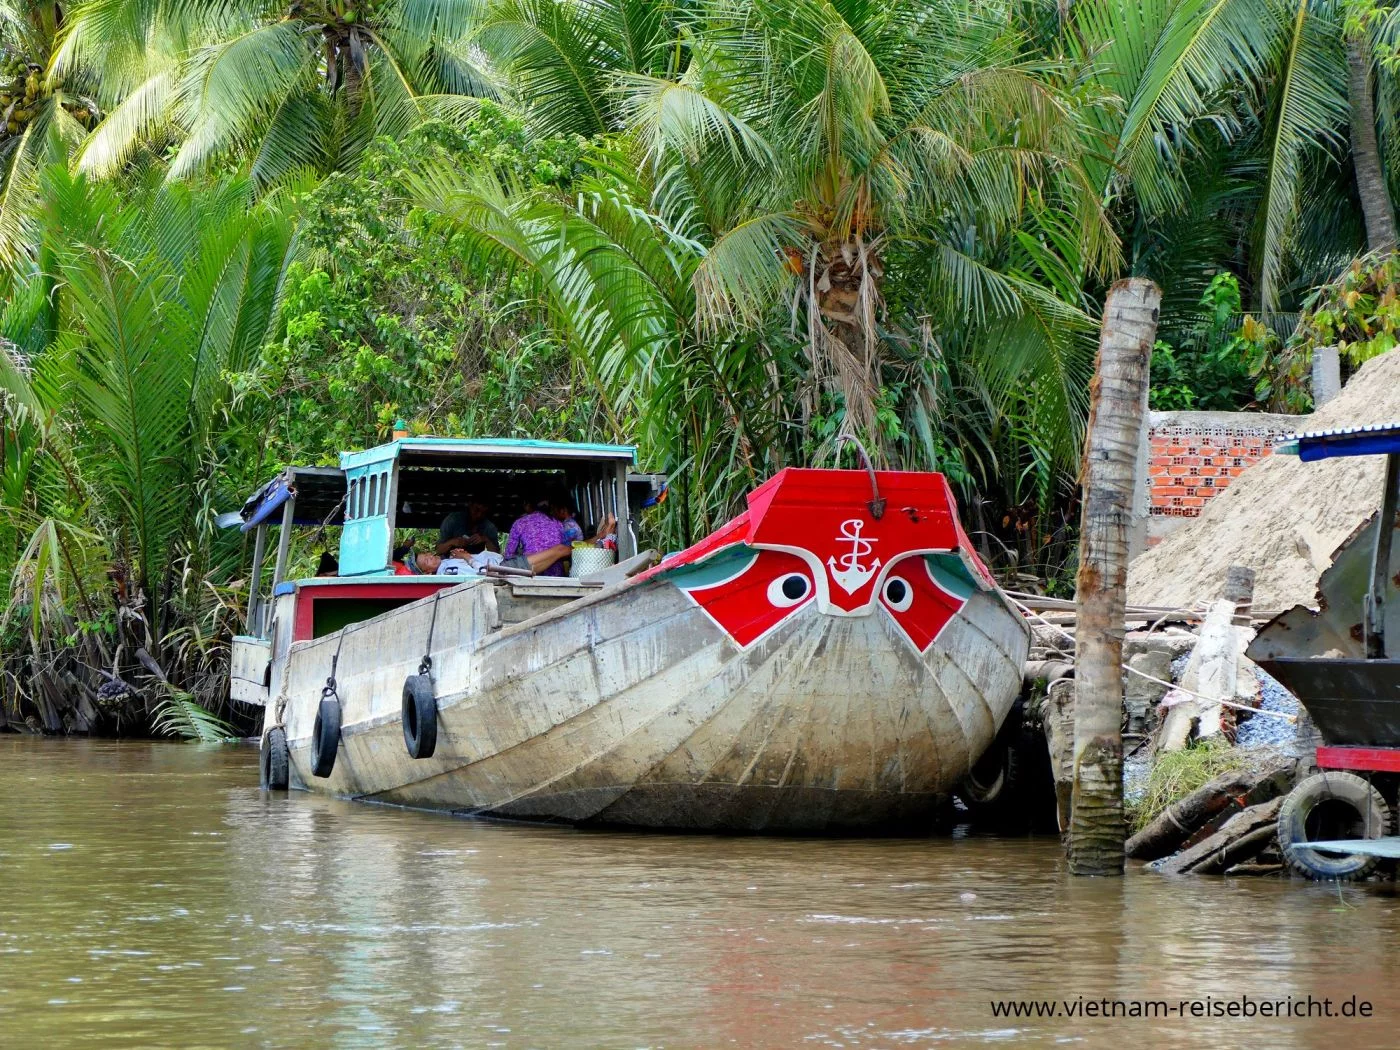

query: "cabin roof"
(231, 439), (651, 534)
(342, 437), (636, 471)
(1277, 422), (1400, 461)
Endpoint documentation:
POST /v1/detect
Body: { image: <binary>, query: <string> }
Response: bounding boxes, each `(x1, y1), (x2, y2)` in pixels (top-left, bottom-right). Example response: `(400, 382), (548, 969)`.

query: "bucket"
(569, 545), (616, 578)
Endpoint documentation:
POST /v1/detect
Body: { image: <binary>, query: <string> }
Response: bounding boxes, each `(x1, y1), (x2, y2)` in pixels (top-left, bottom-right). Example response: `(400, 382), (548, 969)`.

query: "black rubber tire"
(259, 726), (289, 790)
(959, 703), (1058, 834)
(402, 675), (438, 760)
(964, 732), (1017, 808)
(310, 697), (342, 779)
(1277, 771), (1390, 881)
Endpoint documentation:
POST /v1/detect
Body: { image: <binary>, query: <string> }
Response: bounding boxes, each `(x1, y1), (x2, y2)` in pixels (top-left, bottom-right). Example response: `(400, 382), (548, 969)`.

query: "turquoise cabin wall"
(339, 450), (397, 575)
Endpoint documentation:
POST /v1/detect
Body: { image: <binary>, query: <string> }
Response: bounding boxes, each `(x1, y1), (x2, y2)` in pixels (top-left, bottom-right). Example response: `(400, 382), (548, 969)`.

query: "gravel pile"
(1235, 667), (1302, 755)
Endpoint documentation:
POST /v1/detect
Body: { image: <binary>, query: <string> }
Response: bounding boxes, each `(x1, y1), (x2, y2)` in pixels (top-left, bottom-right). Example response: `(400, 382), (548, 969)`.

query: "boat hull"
(263, 466), (1031, 832)
(273, 572), (1027, 831)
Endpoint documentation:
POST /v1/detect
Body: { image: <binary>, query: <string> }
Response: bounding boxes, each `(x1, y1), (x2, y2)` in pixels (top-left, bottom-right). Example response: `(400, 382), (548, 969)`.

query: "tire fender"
(402, 675), (438, 760)
(260, 726), (289, 790)
(310, 697), (342, 779)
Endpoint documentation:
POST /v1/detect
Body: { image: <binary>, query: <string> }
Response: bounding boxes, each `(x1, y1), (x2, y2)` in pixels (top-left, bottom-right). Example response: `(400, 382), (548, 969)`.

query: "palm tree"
(407, 146), (793, 542)
(1070, 277), (1160, 876)
(0, 1), (100, 269)
(60, 0), (489, 191)
(1068, 0), (1400, 311)
(473, 0), (687, 136)
(421, 0), (1116, 534)
(0, 165), (295, 728)
(1345, 9), (1396, 250)
(608, 0), (1117, 448)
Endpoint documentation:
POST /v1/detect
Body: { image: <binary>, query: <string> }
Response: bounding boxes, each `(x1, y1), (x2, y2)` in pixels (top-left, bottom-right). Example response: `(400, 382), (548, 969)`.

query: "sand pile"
(1127, 350), (1400, 613)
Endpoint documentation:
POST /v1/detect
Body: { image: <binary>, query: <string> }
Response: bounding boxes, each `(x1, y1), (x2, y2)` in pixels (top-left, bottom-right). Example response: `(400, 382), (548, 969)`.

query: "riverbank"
(3, 739), (1396, 1049)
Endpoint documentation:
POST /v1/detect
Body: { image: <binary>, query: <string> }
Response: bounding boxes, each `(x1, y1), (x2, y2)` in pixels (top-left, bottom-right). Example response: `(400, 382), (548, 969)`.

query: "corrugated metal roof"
(1276, 422), (1400, 461)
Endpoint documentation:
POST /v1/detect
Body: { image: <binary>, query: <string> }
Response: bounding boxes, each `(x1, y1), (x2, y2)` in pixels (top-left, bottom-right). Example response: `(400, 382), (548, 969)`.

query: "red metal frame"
(292, 581), (455, 641)
(1316, 745), (1400, 774)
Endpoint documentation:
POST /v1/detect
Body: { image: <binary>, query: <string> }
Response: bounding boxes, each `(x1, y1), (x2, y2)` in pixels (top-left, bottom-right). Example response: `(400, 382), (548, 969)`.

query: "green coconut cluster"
(0, 53), (94, 139)
(0, 55), (43, 137)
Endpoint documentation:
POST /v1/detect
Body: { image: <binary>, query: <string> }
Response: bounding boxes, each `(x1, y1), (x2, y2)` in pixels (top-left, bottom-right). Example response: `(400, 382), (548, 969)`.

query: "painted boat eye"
(767, 572), (810, 607)
(883, 576), (913, 611)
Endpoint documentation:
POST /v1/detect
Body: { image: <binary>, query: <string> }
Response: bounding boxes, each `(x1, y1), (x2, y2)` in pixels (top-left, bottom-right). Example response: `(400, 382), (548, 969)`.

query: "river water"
(2, 739), (1398, 1049)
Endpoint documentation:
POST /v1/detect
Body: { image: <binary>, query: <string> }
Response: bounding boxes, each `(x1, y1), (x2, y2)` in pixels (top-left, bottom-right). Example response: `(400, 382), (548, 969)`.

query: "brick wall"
(1144, 411), (1306, 545)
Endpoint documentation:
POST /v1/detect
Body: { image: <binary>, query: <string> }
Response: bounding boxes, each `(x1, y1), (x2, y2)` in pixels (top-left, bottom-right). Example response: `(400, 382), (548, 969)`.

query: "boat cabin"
(227, 437), (666, 705)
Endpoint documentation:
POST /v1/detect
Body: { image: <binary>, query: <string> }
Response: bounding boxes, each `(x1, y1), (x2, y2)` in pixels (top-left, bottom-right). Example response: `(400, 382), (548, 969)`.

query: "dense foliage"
(1, 0), (1399, 733)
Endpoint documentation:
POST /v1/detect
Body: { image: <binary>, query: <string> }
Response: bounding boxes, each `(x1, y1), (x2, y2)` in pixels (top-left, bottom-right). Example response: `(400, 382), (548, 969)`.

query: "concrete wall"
(1142, 410), (1308, 546)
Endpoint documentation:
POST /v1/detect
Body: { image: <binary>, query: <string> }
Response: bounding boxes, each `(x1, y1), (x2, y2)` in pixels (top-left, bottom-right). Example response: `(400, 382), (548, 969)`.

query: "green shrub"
(1128, 738), (1260, 832)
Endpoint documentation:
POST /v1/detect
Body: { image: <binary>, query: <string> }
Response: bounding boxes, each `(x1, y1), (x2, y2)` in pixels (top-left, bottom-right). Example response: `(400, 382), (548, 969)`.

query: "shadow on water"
(2, 738), (1398, 1049)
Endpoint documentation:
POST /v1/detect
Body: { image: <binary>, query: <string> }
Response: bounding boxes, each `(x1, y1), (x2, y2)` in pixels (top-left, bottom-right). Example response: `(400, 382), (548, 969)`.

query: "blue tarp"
(240, 478), (293, 532)
(1277, 423), (1400, 461)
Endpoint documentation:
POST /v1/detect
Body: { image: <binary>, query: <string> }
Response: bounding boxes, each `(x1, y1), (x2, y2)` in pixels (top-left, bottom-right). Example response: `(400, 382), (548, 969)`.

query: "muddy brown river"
(3, 739), (1398, 1049)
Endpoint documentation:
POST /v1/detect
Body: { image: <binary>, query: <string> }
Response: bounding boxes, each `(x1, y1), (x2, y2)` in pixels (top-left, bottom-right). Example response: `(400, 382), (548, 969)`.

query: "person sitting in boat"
(553, 497), (584, 545)
(504, 498), (567, 576)
(437, 501), (500, 556)
(502, 503), (619, 576)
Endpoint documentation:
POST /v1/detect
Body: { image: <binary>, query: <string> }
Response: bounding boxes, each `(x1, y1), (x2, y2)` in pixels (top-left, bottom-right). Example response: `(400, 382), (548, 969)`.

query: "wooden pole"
(247, 523), (267, 637)
(1070, 278), (1161, 876)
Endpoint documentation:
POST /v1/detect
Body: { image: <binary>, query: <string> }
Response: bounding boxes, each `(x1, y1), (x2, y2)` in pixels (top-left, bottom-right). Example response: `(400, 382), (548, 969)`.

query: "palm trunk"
(1069, 277), (1160, 877)
(813, 239), (882, 437)
(1347, 35), (1397, 251)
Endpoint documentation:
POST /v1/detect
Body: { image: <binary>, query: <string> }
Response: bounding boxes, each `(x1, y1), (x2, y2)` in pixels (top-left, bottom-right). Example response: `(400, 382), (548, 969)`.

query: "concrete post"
(1312, 345), (1342, 405)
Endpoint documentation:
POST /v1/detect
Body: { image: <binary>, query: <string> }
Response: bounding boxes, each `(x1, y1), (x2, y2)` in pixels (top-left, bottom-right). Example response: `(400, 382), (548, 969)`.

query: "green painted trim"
(663, 545), (758, 588)
(926, 553), (977, 600)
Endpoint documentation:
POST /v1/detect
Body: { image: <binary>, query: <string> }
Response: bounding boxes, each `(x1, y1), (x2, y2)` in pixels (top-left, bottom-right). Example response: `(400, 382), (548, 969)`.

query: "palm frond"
(152, 689), (237, 741)
(1254, 0), (1347, 310)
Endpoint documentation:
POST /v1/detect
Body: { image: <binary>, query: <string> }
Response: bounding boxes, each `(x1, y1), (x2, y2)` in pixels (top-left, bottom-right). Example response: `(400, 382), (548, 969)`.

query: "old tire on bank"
(260, 726), (289, 790)
(1277, 771), (1390, 881)
(402, 674), (438, 760)
(310, 698), (342, 779)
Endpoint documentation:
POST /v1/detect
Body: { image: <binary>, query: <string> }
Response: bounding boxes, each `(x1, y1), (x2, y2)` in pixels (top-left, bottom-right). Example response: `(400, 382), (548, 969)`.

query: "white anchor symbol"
(827, 519), (880, 594)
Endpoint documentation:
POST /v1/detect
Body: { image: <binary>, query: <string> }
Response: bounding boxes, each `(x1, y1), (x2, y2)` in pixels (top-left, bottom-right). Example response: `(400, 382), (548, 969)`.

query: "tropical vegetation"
(1, 0), (1398, 734)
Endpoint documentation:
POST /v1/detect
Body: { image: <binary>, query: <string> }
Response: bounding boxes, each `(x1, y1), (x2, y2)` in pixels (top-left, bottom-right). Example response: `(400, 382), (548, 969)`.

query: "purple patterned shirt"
(505, 511), (566, 575)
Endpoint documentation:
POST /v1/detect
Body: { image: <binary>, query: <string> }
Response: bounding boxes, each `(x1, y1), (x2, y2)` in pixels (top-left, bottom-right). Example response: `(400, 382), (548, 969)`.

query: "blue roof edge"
(340, 437), (637, 470)
(1280, 422), (1400, 461)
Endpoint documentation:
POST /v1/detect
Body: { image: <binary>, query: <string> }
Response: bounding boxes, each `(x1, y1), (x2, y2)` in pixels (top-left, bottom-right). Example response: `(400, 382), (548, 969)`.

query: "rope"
(1127, 664), (1297, 723)
(270, 695), (288, 732)
(419, 591), (442, 678)
(1007, 594), (1297, 725)
(310, 492), (348, 548)
(322, 627), (348, 703)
